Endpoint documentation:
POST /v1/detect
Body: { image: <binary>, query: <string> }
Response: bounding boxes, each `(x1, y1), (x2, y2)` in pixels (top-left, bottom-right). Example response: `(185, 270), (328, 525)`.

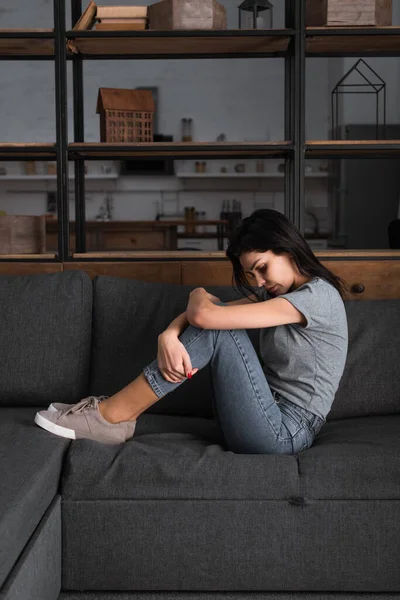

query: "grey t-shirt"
(258, 276), (348, 421)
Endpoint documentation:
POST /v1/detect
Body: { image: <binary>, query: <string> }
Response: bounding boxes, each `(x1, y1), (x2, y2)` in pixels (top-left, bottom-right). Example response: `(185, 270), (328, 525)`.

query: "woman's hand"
(157, 332), (199, 383)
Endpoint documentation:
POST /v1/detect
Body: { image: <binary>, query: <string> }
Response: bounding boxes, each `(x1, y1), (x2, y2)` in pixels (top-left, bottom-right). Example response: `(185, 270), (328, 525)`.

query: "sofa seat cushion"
(0, 408), (70, 589)
(60, 413), (301, 501)
(61, 412), (399, 501)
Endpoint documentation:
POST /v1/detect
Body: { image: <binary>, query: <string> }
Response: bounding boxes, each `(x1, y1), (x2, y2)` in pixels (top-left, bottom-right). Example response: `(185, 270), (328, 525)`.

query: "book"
(95, 22), (147, 30)
(96, 17), (147, 23)
(96, 6), (148, 19)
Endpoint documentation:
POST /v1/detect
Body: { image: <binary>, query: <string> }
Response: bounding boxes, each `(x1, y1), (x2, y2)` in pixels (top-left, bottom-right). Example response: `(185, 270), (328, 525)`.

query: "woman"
(34, 209), (350, 454)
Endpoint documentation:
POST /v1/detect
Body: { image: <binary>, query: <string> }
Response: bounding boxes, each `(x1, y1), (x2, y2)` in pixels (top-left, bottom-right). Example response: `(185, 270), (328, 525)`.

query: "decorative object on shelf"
(234, 163), (246, 173)
(220, 199), (242, 235)
(184, 206), (196, 234)
(332, 59), (386, 140)
(148, 0), (227, 30)
(0, 215), (46, 254)
(216, 133), (226, 142)
(96, 87), (155, 143)
(194, 161), (206, 173)
(47, 162), (57, 175)
(25, 161), (36, 175)
(136, 87), (159, 133)
(256, 160), (265, 173)
(181, 118), (193, 142)
(220, 166), (227, 173)
(96, 193), (114, 221)
(306, 0), (392, 27)
(238, 0), (273, 30)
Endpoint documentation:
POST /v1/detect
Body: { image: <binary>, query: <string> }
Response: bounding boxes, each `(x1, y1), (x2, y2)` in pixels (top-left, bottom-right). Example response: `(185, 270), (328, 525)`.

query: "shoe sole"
(34, 412), (76, 440)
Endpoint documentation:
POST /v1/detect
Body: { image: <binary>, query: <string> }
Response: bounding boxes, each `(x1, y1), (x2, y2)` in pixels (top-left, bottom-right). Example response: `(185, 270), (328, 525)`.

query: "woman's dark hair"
(226, 209), (351, 302)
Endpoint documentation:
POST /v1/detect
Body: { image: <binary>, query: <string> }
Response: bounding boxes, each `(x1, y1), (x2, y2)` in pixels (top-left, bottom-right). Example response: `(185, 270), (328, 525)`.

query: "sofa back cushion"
(329, 298), (400, 420)
(90, 276), (400, 420)
(0, 271), (92, 407)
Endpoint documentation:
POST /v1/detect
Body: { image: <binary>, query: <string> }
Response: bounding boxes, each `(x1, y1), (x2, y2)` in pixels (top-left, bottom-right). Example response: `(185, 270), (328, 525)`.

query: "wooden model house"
(96, 88), (155, 143)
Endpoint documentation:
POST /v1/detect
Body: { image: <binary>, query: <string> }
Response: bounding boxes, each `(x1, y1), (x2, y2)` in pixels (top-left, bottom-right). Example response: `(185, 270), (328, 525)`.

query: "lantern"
(238, 0), (273, 30)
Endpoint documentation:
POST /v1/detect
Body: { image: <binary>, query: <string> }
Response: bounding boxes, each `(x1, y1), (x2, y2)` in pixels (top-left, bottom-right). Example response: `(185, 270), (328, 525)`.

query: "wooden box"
(148, 0), (227, 30)
(306, 0), (392, 27)
(0, 216), (46, 254)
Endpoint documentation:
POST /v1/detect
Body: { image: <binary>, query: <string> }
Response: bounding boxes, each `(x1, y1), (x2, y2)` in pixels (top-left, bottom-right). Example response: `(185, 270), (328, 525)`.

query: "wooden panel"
(306, 27), (400, 56)
(46, 232), (93, 252)
(67, 32), (290, 58)
(182, 260), (400, 300)
(102, 230), (174, 250)
(63, 261), (181, 283)
(182, 261), (232, 285)
(0, 262), (61, 275)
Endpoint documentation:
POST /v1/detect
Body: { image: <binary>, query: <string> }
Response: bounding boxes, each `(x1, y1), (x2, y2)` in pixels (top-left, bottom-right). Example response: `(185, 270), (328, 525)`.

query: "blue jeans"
(143, 307), (325, 455)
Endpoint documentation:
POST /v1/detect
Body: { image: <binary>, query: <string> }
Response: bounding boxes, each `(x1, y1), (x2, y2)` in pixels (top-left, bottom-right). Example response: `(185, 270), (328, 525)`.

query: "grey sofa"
(1, 270), (400, 600)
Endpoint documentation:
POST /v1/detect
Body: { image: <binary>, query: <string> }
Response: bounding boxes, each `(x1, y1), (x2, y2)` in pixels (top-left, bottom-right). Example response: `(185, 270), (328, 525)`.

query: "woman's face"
(239, 249), (311, 296)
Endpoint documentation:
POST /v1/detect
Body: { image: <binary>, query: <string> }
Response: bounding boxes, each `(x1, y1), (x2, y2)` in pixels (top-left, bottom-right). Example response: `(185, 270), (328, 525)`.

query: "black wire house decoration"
(238, 0), (273, 30)
(331, 58), (386, 140)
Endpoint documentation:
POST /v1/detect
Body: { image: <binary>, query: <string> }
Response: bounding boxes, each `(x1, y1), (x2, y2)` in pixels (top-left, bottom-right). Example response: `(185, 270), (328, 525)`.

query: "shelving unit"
(1, 1), (400, 262)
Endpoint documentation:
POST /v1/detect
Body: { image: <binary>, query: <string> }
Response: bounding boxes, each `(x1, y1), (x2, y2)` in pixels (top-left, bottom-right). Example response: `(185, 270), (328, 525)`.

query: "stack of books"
(95, 6), (148, 30)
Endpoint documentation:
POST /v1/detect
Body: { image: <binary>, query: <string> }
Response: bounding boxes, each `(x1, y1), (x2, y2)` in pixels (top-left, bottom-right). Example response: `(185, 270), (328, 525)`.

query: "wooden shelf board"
(66, 30), (291, 58)
(306, 140), (400, 157)
(71, 249), (400, 260)
(0, 143), (57, 159)
(176, 172), (330, 178)
(0, 174), (117, 180)
(306, 26), (400, 55)
(68, 141), (291, 159)
(0, 30), (54, 57)
(0, 254), (57, 259)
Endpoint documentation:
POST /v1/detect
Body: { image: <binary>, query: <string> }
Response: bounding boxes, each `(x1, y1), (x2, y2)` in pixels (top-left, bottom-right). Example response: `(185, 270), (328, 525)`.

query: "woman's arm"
(191, 292), (306, 330)
(160, 293), (258, 339)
